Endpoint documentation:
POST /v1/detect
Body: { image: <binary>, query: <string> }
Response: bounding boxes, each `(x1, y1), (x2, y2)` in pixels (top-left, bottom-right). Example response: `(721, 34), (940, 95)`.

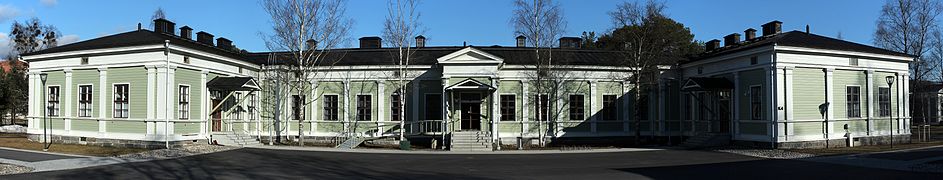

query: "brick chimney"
(516, 35), (526, 47)
(179, 26), (193, 40)
(744, 28), (756, 41)
(762, 21), (782, 36)
(216, 37), (232, 50)
(559, 37), (582, 48)
(153, 18), (175, 35)
(359, 36), (382, 48)
(415, 35), (426, 48)
(196, 31), (214, 46)
(724, 33), (741, 47)
(706, 39), (721, 51)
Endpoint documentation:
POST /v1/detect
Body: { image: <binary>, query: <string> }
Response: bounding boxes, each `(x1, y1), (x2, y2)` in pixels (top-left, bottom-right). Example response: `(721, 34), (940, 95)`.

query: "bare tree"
(261, 0), (352, 146)
(511, 0), (567, 147)
(874, 0), (942, 128)
(382, 0), (423, 141)
(150, 7), (167, 28)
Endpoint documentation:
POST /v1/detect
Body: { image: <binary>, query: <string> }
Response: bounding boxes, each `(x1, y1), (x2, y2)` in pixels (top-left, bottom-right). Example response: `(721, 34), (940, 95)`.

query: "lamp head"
(39, 73), (48, 83)
(885, 75), (895, 85)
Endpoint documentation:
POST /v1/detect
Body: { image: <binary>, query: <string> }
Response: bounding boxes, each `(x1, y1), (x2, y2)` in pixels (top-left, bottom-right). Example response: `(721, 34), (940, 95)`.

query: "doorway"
(212, 99), (222, 132)
(459, 93), (481, 131)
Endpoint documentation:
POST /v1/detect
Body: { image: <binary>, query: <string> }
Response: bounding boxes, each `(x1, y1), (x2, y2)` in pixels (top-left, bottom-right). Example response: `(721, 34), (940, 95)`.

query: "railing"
(406, 120), (444, 135)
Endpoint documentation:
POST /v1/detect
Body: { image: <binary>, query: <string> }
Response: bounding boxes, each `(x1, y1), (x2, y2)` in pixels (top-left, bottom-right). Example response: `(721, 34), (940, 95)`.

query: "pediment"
(437, 47), (503, 64)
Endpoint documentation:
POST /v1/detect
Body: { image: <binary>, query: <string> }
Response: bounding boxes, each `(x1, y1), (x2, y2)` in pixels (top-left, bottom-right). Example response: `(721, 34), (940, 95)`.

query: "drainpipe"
(165, 40), (171, 149)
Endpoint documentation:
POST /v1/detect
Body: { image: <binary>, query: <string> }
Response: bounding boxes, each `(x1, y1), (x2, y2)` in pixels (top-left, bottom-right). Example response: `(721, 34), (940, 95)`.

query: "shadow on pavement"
(615, 159), (941, 179)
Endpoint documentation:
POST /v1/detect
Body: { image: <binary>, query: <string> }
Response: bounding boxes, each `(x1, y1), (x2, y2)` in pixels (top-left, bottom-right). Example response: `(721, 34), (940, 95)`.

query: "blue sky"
(0, 0), (887, 56)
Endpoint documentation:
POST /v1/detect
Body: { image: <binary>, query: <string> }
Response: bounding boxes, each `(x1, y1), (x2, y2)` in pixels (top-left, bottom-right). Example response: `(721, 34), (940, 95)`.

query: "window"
(232, 92), (243, 120)
(113, 84), (129, 118)
(750, 56), (758, 65)
(849, 58), (859, 66)
(879, 87), (891, 117)
(183, 56), (190, 64)
(425, 94), (442, 120)
(292, 95), (304, 120)
(569, 95), (585, 120)
(81, 57), (89, 65)
(846, 86), (861, 118)
(247, 93), (257, 120)
(750, 86), (762, 120)
(47, 86), (60, 116)
(602, 95), (617, 121)
(178, 85), (190, 119)
(535, 94), (549, 121)
(390, 93), (402, 121)
(323, 95), (338, 121)
(78, 85), (92, 117)
(356, 95), (372, 121)
(500, 95), (515, 121)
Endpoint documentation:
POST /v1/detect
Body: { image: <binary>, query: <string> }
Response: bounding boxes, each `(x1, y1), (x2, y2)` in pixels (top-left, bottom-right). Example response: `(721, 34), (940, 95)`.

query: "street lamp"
(885, 75), (895, 149)
(39, 73), (48, 152)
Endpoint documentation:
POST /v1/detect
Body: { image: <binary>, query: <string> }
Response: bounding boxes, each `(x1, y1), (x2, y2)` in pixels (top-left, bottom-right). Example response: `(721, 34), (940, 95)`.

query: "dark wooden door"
(460, 103), (481, 130)
(212, 99), (222, 132)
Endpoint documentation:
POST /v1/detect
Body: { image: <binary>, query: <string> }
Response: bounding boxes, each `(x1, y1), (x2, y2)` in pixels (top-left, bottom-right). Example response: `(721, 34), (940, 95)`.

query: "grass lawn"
(0, 133), (149, 157)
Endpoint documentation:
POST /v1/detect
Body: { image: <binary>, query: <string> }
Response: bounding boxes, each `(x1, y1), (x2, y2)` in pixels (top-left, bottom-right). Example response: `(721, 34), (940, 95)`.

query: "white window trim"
(355, 93), (374, 121)
(749, 85), (762, 120)
(845, 85), (862, 118)
(499, 93), (517, 121)
(46, 85), (61, 117)
(567, 93), (586, 121)
(178, 84), (191, 119)
(112, 83), (131, 118)
(76, 84), (94, 117)
(322, 93), (340, 121)
(601, 93), (620, 121)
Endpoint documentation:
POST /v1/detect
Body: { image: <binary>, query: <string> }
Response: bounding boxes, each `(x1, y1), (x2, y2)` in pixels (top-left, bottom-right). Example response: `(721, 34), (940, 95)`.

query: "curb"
(247, 145), (663, 155)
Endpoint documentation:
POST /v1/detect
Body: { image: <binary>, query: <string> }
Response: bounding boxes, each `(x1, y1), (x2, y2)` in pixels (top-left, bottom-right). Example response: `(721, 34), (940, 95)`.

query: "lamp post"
(39, 73), (48, 151)
(885, 75), (895, 149)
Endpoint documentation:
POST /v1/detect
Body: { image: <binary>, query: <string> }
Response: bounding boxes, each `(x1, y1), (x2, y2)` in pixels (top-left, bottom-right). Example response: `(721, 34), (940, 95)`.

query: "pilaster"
(590, 80), (597, 133)
(865, 70), (874, 135)
(98, 68), (107, 134)
(64, 69), (73, 132)
(784, 67), (795, 138)
(824, 68), (835, 137)
(521, 80), (528, 135)
(146, 65), (157, 134)
(200, 70), (208, 135)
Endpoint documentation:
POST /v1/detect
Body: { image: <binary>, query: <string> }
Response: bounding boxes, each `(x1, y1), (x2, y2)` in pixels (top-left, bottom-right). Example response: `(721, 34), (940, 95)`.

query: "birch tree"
(511, 0), (567, 147)
(261, 0), (352, 145)
(382, 0), (423, 141)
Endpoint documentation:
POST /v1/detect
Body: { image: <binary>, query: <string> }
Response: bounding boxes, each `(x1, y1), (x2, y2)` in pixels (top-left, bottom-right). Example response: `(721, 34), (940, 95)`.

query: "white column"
(900, 73), (908, 132)
(442, 78), (449, 135)
(492, 78), (500, 141)
(774, 67), (785, 142)
(521, 80), (528, 136)
(155, 65), (169, 136)
(311, 81), (319, 134)
(784, 67), (795, 139)
(865, 70), (874, 135)
(146, 66), (156, 134)
(824, 68), (835, 139)
(98, 68), (107, 134)
(590, 80), (598, 133)
(623, 81), (631, 133)
(200, 70), (208, 135)
(342, 80), (350, 133)
(167, 66), (176, 135)
(27, 73), (36, 129)
(64, 69), (73, 133)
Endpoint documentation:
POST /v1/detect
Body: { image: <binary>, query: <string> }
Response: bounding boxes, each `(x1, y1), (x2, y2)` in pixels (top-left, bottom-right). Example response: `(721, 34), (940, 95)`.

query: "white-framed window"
(113, 84), (129, 118)
(568, 94), (585, 120)
(356, 95), (372, 121)
(602, 95), (618, 121)
(500, 95), (515, 121)
(232, 92), (243, 120)
(292, 95), (305, 120)
(390, 93), (402, 121)
(47, 86), (60, 116)
(323, 95), (338, 121)
(178, 85), (190, 119)
(846, 86), (861, 118)
(750, 85), (762, 120)
(247, 93), (257, 120)
(78, 85), (93, 117)
(879, 87), (891, 117)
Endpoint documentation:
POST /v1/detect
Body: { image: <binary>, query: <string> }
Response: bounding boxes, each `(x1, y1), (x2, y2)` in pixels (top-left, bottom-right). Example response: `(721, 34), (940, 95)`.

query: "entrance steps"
(450, 131), (493, 151)
(681, 133), (730, 148)
(212, 132), (262, 147)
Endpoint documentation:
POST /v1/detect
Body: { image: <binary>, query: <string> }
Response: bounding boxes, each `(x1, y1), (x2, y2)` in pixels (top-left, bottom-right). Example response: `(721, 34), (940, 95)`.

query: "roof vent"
(179, 26), (193, 40)
(217, 37), (232, 50)
(359, 36), (382, 48)
(744, 28), (757, 41)
(724, 33), (741, 47)
(415, 35), (426, 48)
(706, 39), (721, 51)
(762, 21), (782, 36)
(196, 31), (214, 46)
(153, 18), (176, 35)
(516, 35), (526, 47)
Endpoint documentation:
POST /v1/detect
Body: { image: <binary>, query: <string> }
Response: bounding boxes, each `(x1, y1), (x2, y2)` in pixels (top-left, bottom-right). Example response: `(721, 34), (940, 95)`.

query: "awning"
(207, 77), (260, 91)
(682, 77), (733, 92)
(445, 78), (496, 91)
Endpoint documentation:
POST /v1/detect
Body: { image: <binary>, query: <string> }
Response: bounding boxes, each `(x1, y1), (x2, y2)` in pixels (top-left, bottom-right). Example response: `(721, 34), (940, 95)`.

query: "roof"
(206, 77), (260, 91)
(248, 47), (626, 66)
(21, 29), (247, 61)
(0, 59), (27, 73)
(687, 31), (914, 63)
(682, 77), (734, 91)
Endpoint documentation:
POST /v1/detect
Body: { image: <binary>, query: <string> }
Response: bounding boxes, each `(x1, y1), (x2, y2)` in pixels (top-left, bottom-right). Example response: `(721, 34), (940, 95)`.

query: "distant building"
(20, 19), (913, 150)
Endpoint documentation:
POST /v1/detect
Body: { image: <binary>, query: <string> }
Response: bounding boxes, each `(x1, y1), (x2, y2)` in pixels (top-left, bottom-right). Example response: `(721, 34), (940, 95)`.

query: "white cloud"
(0, 32), (11, 58)
(0, 4), (20, 23)
(40, 0), (57, 7)
(57, 34), (79, 45)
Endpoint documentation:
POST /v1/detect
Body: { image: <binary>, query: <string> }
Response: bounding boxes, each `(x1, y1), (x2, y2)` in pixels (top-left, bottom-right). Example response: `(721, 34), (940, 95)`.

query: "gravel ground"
(708, 146), (816, 159)
(0, 163), (33, 175)
(116, 144), (239, 160)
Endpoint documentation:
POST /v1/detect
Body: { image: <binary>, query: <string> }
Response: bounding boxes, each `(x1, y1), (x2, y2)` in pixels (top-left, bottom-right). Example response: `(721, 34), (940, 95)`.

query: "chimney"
(415, 35), (426, 48)
(559, 37), (582, 48)
(196, 31), (214, 46)
(306, 39), (317, 50)
(724, 33), (741, 47)
(706, 39), (721, 51)
(153, 18), (176, 35)
(805, 25), (810, 34)
(359, 36), (382, 48)
(179, 26), (193, 40)
(744, 28), (757, 41)
(216, 37), (232, 50)
(516, 35), (526, 47)
(762, 20), (783, 36)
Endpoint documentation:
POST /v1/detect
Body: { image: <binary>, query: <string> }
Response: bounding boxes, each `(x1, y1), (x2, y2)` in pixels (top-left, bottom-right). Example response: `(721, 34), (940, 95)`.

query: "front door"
(717, 91), (731, 133)
(460, 102), (481, 130)
(212, 99), (222, 132)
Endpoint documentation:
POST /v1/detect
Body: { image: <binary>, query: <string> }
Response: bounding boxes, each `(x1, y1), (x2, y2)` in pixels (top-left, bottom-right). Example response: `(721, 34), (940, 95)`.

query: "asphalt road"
(0, 148), (79, 162)
(3, 148), (939, 179)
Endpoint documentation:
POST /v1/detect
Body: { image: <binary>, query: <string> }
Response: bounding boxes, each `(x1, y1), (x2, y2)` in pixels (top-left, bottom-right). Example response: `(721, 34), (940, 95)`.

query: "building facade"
(21, 19), (913, 149)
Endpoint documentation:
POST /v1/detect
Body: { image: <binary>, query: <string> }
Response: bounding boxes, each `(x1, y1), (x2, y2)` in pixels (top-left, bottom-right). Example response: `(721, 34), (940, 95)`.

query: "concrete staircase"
(450, 131), (493, 151)
(681, 133), (731, 149)
(212, 132), (262, 147)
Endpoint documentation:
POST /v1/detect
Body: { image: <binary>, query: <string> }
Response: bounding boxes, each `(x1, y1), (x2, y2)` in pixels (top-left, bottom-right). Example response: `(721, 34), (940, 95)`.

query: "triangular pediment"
(437, 47), (504, 64)
(445, 78), (496, 91)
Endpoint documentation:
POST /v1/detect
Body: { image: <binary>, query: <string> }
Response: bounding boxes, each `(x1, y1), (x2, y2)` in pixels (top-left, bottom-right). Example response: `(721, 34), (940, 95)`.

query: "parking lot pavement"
(806, 146), (943, 173)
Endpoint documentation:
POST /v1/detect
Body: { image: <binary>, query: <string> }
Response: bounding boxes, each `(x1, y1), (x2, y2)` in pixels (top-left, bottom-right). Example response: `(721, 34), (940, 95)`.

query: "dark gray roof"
(682, 77), (733, 91)
(247, 47), (626, 66)
(22, 30), (247, 60)
(206, 77), (259, 91)
(686, 31), (914, 63)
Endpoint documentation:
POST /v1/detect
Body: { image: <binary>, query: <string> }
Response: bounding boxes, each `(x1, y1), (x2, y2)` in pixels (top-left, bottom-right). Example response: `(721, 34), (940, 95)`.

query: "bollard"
(844, 124), (853, 147)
